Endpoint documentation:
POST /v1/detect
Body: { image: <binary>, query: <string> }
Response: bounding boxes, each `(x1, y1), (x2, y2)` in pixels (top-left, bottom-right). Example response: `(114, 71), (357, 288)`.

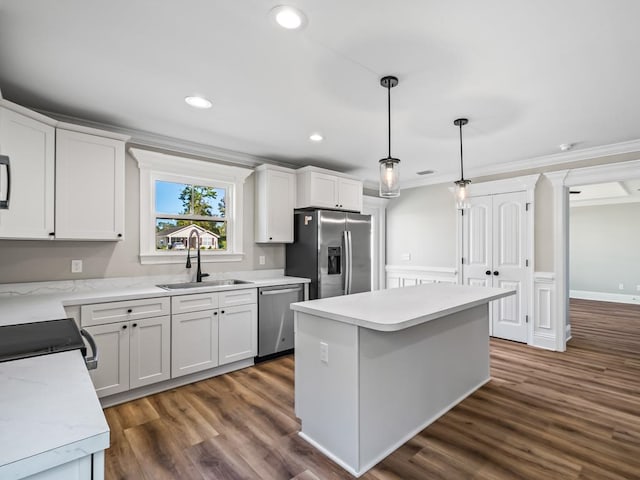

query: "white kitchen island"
(291, 283), (515, 477)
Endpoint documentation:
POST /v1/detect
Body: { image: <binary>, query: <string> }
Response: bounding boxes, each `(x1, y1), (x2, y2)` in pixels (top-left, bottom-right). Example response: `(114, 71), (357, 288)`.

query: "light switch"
(259, 255), (266, 265)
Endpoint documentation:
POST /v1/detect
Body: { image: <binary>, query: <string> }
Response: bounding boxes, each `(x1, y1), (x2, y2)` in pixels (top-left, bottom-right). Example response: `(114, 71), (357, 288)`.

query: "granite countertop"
(0, 350), (110, 479)
(291, 283), (515, 332)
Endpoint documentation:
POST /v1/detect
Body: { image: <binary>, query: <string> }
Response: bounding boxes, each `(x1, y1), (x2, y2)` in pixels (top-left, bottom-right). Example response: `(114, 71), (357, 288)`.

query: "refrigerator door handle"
(343, 230), (350, 295)
(346, 230), (353, 295)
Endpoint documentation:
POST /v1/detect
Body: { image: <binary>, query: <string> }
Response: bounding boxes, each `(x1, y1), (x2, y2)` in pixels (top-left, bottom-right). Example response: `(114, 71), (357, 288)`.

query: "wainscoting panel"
(533, 272), (557, 350)
(385, 265), (458, 289)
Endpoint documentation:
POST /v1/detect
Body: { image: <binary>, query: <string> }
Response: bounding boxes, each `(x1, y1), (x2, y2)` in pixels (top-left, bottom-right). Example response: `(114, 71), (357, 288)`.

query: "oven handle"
(80, 328), (98, 370)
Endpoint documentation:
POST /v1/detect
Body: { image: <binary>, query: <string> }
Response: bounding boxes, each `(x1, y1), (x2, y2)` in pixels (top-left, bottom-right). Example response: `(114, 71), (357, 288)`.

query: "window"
(155, 181), (227, 251)
(131, 148), (253, 264)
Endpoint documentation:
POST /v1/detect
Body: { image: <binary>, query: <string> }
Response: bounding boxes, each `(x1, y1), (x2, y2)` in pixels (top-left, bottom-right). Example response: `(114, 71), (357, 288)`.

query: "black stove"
(0, 318), (97, 368)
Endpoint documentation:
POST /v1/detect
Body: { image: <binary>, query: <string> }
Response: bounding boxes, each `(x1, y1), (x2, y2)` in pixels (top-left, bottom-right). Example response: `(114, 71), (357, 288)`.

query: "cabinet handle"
(213, 311), (218, 315)
(117, 233), (122, 238)
(335, 204), (339, 207)
(49, 232), (55, 236)
(0, 155), (10, 209)
(269, 237), (273, 240)
(221, 310), (225, 314)
(122, 325), (127, 330)
(132, 323), (137, 327)
(493, 271), (499, 276)
(485, 270), (491, 276)
(127, 309), (133, 313)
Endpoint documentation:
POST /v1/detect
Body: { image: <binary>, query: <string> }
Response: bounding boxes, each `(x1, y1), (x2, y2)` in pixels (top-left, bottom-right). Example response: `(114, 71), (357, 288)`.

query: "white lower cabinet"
(219, 304), (257, 365)
(171, 310), (219, 378)
(83, 313), (170, 398)
(81, 288), (258, 399)
(171, 288), (258, 376)
(24, 451), (104, 480)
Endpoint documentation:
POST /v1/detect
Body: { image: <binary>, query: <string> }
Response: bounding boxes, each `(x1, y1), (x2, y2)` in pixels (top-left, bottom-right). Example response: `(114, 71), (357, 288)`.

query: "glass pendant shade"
(379, 157), (400, 197)
(454, 179), (470, 209)
(453, 118), (470, 209)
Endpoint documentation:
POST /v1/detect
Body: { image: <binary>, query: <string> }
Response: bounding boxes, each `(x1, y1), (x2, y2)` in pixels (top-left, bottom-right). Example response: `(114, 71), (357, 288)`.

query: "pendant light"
(379, 75), (400, 198)
(453, 118), (470, 209)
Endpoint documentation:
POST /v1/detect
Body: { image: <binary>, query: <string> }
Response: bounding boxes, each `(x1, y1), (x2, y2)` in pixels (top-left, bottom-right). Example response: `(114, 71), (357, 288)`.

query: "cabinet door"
(337, 178), (363, 212)
(308, 172), (339, 209)
(219, 303), (257, 365)
(171, 310), (219, 378)
(55, 129), (125, 240)
(257, 168), (295, 242)
(84, 322), (130, 397)
(0, 107), (55, 239)
(129, 315), (171, 389)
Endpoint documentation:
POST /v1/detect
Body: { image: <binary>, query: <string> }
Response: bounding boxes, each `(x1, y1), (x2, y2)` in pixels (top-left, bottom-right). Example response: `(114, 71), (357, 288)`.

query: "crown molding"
(401, 138), (640, 190)
(34, 109), (299, 170)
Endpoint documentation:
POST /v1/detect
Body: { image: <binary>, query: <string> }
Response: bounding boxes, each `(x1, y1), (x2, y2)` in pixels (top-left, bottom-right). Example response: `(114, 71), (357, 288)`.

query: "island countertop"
(290, 283), (514, 332)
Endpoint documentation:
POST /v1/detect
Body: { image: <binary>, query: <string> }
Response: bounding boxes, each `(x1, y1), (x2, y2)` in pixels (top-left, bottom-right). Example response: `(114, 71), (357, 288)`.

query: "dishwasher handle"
(260, 286), (303, 296)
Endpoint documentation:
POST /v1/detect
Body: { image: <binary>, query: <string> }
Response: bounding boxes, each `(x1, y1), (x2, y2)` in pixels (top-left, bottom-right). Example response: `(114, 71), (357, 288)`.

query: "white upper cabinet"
(0, 100), (128, 241)
(0, 103), (56, 239)
(55, 126), (127, 240)
(296, 166), (363, 212)
(255, 164), (296, 243)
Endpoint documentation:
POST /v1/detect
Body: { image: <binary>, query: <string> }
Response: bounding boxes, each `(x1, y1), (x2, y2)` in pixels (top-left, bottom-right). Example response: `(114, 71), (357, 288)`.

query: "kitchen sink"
(156, 279), (253, 290)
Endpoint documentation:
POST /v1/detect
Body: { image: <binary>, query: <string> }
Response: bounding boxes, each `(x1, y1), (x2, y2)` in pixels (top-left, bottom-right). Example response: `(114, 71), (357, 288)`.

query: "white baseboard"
(570, 290), (640, 305)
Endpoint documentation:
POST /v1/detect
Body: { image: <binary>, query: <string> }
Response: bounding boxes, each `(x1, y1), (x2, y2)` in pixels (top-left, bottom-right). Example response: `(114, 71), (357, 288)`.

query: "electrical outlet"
(401, 253), (411, 261)
(619, 283), (624, 290)
(259, 255), (266, 265)
(636, 285), (640, 292)
(320, 341), (329, 363)
(71, 259), (83, 273)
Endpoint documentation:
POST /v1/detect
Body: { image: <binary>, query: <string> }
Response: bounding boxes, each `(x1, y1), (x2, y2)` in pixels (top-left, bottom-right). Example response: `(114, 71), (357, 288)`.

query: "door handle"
(493, 271), (499, 276)
(485, 270), (491, 276)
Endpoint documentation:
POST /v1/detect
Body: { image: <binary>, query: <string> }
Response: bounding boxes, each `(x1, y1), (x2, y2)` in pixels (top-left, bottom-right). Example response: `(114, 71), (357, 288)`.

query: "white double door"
(463, 191), (529, 343)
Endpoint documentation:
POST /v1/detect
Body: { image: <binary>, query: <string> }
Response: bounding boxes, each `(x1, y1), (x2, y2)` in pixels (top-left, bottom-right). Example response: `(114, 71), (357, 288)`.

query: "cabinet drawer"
(81, 297), (170, 327)
(171, 292), (219, 314)
(219, 288), (257, 307)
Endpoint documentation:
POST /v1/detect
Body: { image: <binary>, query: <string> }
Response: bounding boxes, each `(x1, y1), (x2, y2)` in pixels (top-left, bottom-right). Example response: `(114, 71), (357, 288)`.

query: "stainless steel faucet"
(186, 228), (209, 282)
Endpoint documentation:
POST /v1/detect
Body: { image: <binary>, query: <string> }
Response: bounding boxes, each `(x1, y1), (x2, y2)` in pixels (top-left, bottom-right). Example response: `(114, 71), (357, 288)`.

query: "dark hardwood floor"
(104, 299), (640, 479)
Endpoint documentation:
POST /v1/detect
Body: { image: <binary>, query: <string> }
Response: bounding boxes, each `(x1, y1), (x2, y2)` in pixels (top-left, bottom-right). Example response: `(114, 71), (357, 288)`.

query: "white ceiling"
(570, 179), (640, 206)
(1, 0), (640, 188)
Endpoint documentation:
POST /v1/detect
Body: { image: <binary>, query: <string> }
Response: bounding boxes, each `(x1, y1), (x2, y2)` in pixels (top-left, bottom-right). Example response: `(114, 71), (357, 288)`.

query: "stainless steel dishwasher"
(257, 284), (304, 361)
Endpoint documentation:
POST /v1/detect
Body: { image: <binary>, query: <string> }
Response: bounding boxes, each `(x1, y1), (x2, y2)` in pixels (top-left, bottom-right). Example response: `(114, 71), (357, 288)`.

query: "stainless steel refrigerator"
(285, 209), (371, 300)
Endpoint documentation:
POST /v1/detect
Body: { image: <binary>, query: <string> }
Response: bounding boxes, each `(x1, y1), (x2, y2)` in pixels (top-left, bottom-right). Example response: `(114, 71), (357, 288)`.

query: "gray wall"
(386, 184), (457, 267)
(570, 202), (640, 295)
(0, 152), (285, 284)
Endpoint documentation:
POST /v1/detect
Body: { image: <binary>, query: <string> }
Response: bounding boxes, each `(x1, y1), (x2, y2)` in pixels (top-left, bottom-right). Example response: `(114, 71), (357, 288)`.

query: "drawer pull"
(122, 325), (127, 330)
(127, 309), (133, 313)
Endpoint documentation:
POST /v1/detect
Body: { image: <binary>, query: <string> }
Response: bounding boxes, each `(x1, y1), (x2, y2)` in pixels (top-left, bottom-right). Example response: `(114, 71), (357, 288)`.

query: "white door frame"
(545, 158), (640, 351)
(363, 195), (389, 290)
(456, 174), (540, 345)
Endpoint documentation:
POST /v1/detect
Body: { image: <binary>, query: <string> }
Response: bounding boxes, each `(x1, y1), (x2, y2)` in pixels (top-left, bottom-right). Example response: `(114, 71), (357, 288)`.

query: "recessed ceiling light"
(559, 143), (574, 152)
(270, 5), (307, 30)
(185, 96), (212, 109)
(309, 133), (323, 142)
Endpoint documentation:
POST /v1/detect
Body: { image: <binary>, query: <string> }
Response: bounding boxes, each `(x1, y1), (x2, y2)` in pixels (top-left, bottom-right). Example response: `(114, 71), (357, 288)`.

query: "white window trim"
(130, 148), (253, 265)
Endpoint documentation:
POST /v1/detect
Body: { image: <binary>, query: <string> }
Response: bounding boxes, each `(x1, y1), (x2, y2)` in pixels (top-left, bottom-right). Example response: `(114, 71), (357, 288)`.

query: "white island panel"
(293, 283), (514, 477)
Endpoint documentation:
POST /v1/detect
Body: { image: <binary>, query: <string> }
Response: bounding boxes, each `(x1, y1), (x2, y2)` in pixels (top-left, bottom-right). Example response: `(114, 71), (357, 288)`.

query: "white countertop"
(0, 274), (310, 327)
(291, 283), (515, 332)
(0, 350), (110, 479)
